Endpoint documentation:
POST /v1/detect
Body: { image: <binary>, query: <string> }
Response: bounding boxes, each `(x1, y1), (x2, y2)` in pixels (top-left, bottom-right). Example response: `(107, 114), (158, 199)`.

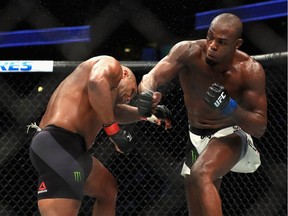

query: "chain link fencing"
(0, 57), (286, 216)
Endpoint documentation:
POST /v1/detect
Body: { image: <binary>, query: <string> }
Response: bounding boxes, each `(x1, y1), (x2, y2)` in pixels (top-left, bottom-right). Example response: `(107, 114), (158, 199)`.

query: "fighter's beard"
(205, 57), (218, 66)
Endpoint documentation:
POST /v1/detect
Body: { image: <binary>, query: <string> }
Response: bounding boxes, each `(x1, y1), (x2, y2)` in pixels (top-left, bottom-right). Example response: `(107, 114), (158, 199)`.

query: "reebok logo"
(38, 181), (47, 194)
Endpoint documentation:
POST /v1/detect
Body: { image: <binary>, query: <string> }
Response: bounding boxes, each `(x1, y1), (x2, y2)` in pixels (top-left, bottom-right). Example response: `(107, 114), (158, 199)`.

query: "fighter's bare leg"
(185, 133), (243, 216)
(38, 198), (81, 216)
(84, 157), (118, 216)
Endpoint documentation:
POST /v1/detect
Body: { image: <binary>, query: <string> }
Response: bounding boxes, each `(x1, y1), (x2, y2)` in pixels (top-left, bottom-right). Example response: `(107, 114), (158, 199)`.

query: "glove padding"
(204, 83), (237, 115)
(143, 105), (172, 129)
(154, 105), (172, 119)
(104, 122), (133, 153)
(109, 130), (133, 153)
(138, 90), (153, 117)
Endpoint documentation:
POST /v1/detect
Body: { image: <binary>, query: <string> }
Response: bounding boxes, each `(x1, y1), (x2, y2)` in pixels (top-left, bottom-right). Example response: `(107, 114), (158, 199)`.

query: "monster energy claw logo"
(191, 149), (197, 164)
(74, 171), (82, 182)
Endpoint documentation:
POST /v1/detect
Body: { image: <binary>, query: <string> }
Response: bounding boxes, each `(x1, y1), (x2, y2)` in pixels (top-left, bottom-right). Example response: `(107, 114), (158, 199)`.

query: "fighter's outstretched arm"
(138, 41), (192, 117)
(138, 41), (190, 93)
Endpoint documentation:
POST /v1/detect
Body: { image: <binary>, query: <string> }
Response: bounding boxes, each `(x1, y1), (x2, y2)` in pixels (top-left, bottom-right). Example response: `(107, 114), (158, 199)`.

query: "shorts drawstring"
(26, 122), (42, 133)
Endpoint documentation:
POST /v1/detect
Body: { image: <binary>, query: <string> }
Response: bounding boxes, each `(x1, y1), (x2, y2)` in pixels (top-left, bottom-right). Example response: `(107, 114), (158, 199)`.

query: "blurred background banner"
(0, 0), (286, 215)
(0, 0), (286, 60)
(0, 25), (90, 48)
(195, 0), (287, 29)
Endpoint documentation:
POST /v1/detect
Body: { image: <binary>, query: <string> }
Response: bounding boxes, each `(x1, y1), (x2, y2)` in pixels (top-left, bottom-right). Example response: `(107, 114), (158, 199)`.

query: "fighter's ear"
(236, 38), (243, 49)
(121, 66), (129, 78)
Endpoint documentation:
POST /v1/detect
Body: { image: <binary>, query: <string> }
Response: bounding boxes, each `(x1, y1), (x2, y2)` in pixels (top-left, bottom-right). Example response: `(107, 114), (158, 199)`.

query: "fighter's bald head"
(210, 13), (243, 39)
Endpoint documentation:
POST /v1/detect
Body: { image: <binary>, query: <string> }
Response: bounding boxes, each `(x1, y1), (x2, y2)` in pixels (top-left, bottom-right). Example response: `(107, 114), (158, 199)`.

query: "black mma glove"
(138, 90), (153, 117)
(141, 105), (172, 130)
(154, 105), (172, 120)
(104, 122), (133, 153)
(204, 83), (238, 115)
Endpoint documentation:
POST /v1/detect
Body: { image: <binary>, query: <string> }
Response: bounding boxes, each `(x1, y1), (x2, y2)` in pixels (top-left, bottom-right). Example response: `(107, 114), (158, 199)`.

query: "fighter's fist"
(138, 90), (153, 117)
(155, 105), (172, 120)
(104, 122), (133, 153)
(204, 83), (237, 115)
(109, 130), (133, 153)
(142, 105), (172, 129)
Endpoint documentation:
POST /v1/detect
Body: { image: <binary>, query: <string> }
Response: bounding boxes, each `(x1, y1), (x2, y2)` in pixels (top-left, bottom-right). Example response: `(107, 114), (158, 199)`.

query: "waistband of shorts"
(189, 124), (223, 136)
(44, 124), (84, 141)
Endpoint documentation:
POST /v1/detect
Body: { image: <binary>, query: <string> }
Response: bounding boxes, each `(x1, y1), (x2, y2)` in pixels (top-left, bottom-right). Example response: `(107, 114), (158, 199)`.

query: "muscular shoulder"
(237, 51), (263, 72)
(84, 55), (119, 67)
(169, 40), (205, 60)
(235, 51), (265, 85)
(80, 56), (121, 75)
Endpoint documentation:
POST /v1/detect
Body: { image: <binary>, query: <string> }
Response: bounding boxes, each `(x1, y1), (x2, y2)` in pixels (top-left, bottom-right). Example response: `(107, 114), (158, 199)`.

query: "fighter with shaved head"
(29, 55), (172, 216)
(138, 13), (267, 215)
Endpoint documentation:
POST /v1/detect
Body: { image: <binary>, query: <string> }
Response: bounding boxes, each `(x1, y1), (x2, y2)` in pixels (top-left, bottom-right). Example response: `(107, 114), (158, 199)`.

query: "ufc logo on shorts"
(214, 92), (226, 107)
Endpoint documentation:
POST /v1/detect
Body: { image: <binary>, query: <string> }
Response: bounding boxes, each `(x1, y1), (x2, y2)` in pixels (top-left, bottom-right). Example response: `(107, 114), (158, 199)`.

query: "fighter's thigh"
(194, 133), (243, 178)
(83, 157), (117, 199)
(38, 198), (81, 216)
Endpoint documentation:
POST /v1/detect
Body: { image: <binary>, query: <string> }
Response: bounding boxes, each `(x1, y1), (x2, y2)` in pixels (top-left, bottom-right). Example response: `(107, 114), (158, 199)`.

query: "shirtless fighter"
(137, 13), (267, 215)
(29, 55), (172, 216)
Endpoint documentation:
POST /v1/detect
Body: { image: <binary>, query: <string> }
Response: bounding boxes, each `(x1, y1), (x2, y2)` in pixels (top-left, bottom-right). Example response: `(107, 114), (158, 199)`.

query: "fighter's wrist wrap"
(104, 121), (120, 136)
(140, 115), (158, 123)
(221, 98), (238, 115)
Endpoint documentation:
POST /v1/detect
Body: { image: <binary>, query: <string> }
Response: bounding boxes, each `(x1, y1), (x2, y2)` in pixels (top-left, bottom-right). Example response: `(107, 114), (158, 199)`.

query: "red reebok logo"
(38, 181), (47, 194)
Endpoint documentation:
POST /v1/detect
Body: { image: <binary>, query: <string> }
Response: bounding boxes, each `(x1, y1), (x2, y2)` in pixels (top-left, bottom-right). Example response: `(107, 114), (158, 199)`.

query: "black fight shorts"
(29, 125), (93, 200)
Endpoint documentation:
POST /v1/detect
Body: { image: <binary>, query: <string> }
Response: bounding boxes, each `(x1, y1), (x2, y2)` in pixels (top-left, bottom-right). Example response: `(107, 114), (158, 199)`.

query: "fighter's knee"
(106, 174), (118, 199)
(86, 179), (118, 203)
(96, 172), (118, 202)
(187, 165), (212, 187)
(84, 160), (118, 201)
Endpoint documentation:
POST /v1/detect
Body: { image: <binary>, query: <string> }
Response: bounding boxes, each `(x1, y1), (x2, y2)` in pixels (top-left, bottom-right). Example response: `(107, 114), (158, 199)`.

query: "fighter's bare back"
(39, 56), (117, 147)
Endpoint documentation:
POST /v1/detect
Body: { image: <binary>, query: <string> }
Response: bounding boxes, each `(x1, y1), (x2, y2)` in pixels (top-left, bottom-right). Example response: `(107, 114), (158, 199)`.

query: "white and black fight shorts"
(181, 125), (261, 177)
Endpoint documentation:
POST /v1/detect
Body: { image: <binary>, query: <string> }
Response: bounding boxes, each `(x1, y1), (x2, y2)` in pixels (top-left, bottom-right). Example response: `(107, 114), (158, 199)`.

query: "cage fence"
(0, 54), (287, 216)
